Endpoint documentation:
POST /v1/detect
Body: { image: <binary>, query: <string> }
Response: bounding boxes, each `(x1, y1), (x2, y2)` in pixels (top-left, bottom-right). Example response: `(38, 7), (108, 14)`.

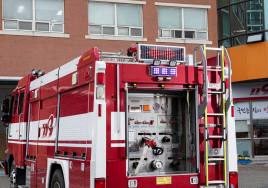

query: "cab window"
(18, 92), (25, 115)
(14, 94), (18, 115)
(9, 96), (14, 120)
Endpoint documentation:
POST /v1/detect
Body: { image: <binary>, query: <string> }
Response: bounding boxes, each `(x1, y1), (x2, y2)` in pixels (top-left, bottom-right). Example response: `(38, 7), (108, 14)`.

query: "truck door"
(17, 89), (27, 168)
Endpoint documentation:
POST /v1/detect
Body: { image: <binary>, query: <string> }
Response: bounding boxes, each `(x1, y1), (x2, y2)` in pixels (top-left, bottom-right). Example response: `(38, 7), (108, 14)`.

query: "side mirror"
(1, 99), (9, 113)
(1, 114), (10, 125)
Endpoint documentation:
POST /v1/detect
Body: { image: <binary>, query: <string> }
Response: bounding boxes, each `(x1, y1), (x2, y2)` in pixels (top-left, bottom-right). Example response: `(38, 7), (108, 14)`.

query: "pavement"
(238, 163), (268, 188)
(0, 168), (9, 188)
(0, 164), (268, 188)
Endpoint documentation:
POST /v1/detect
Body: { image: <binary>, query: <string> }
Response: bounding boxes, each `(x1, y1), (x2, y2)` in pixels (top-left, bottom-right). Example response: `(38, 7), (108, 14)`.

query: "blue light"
(161, 67), (168, 75)
(169, 68), (177, 76)
(152, 67), (160, 75)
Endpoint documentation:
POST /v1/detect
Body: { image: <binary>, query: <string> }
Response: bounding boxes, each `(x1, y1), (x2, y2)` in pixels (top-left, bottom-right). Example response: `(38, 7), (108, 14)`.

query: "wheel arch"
(46, 158), (69, 188)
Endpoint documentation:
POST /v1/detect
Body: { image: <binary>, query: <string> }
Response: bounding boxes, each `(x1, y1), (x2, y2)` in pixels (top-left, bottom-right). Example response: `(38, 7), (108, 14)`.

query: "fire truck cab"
(1, 44), (238, 188)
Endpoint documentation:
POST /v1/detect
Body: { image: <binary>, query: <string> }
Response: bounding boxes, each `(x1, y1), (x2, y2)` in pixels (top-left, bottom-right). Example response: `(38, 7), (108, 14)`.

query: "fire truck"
(1, 43), (238, 188)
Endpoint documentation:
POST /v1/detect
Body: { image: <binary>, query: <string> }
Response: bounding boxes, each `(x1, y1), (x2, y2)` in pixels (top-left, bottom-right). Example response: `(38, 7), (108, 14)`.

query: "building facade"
(0, 0), (218, 133)
(218, 0), (268, 159)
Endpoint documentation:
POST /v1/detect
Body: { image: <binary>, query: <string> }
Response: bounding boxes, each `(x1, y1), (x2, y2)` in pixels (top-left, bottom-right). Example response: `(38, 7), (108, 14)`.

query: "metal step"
(208, 180), (225, 184)
(207, 69), (222, 71)
(208, 157), (224, 161)
(200, 185), (224, 188)
(207, 113), (224, 116)
(18, 186), (29, 188)
(208, 91), (224, 94)
(209, 135), (224, 139)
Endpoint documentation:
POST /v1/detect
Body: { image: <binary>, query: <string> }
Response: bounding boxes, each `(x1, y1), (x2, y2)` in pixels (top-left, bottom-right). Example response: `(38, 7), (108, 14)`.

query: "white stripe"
(58, 143), (92, 148)
(8, 141), (26, 144)
(111, 143), (125, 147)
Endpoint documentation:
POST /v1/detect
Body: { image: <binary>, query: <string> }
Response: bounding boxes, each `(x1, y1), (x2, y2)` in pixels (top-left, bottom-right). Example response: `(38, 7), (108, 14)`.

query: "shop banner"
(233, 82), (268, 99)
(252, 101), (268, 119)
(234, 102), (250, 119)
(234, 101), (268, 119)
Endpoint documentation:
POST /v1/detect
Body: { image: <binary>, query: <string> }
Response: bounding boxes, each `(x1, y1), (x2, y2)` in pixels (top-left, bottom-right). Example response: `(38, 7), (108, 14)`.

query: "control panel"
(128, 93), (186, 176)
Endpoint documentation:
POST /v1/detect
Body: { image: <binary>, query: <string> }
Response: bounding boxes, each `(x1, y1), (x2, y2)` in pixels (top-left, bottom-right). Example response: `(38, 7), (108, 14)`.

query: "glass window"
(231, 0), (244, 3)
(3, 0), (32, 20)
(219, 38), (231, 47)
(253, 119), (268, 138)
(184, 9), (206, 30)
(117, 4), (142, 27)
(88, 2), (114, 25)
(230, 3), (246, 36)
(254, 139), (268, 155)
(236, 120), (251, 138)
(217, 0), (229, 8)
(252, 101), (268, 119)
(218, 7), (230, 39)
(246, 0), (263, 33)
(232, 35), (246, 46)
(264, 0), (268, 30)
(35, 0), (63, 22)
(236, 140), (252, 156)
(158, 7), (182, 29)
(88, 2), (143, 37)
(18, 92), (25, 115)
(14, 94), (18, 115)
(2, 0), (64, 32)
(158, 7), (207, 39)
(9, 96), (15, 120)
(265, 31), (268, 41)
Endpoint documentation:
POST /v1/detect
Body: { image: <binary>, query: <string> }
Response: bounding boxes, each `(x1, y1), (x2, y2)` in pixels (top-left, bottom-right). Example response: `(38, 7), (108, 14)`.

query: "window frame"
(88, 2), (144, 37)
(157, 6), (209, 40)
(2, 0), (65, 33)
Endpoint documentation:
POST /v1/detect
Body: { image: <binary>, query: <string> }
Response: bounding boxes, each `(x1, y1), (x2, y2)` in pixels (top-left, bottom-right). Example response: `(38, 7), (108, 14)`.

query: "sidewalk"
(238, 163), (268, 188)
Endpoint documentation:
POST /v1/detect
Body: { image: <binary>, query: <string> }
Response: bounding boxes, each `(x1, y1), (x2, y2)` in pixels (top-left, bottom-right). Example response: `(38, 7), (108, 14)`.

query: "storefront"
(233, 81), (268, 158)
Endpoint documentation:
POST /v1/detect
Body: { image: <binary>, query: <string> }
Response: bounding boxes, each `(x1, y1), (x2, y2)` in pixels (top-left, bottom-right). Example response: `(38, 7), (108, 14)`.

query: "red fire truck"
(1, 44), (238, 188)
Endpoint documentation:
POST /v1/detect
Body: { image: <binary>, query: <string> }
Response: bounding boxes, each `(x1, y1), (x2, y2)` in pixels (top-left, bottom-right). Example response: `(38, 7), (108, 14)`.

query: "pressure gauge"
(153, 103), (160, 110)
(161, 104), (168, 111)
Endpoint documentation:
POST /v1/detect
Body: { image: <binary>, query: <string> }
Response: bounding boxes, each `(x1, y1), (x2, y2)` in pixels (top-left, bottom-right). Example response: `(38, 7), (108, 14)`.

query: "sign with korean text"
(252, 101), (268, 119)
(234, 102), (250, 119)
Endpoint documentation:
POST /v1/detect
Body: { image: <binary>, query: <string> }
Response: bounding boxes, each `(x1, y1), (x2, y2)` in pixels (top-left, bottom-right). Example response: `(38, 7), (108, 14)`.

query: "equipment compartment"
(127, 90), (196, 176)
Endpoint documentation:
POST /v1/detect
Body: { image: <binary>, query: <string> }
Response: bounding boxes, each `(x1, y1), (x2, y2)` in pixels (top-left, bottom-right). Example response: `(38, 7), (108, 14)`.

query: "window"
(88, 2), (143, 37)
(14, 94), (18, 115)
(9, 96), (14, 120)
(158, 7), (208, 40)
(3, 0), (64, 32)
(218, 0), (266, 48)
(18, 92), (25, 115)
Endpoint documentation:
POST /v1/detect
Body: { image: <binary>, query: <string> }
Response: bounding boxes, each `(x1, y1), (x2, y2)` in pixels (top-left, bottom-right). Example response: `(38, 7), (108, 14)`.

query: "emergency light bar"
(150, 66), (177, 76)
(137, 44), (185, 62)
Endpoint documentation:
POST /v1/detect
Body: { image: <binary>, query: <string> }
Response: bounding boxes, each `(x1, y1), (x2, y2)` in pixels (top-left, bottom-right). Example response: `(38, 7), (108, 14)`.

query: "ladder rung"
(208, 180), (225, 184)
(209, 135), (224, 139)
(207, 69), (222, 71)
(208, 91), (224, 94)
(198, 66), (222, 69)
(207, 113), (224, 116)
(208, 157), (224, 161)
(206, 47), (222, 51)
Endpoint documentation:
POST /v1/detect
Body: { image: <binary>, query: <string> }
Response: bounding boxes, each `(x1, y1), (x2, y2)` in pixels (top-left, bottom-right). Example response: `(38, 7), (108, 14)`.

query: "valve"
(171, 160), (181, 168)
(133, 162), (139, 169)
(152, 160), (163, 170)
(153, 147), (164, 155)
(162, 136), (170, 142)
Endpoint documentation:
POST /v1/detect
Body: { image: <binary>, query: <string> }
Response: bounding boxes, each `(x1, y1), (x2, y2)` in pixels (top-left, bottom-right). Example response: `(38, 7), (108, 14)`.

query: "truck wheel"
(10, 161), (18, 188)
(50, 169), (65, 188)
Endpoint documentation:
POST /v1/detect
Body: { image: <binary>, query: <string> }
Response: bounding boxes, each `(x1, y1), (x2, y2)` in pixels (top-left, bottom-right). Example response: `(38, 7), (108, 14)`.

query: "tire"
(10, 161), (18, 188)
(50, 169), (65, 188)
